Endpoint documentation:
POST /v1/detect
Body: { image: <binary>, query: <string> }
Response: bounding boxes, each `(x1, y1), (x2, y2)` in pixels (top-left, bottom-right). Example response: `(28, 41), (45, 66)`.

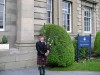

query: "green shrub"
(73, 39), (78, 61)
(40, 24), (74, 67)
(2, 35), (8, 44)
(94, 31), (100, 56)
(73, 36), (89, 61)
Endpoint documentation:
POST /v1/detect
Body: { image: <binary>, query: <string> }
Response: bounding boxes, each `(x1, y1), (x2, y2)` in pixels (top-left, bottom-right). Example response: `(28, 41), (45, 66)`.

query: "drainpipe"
(92, 3), (97, 37)
(57, 0), (60, 25)
(59, 0), (60, 25)
(81, 0), (84, 36)
(81, 0), (83, 35)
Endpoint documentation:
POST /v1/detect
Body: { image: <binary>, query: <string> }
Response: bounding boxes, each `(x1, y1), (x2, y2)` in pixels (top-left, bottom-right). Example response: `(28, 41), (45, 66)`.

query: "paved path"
(0, 67), (100, 75)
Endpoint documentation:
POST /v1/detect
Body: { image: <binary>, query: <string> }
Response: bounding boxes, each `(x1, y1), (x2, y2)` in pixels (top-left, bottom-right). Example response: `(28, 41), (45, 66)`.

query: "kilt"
(37, 55), (47, 65)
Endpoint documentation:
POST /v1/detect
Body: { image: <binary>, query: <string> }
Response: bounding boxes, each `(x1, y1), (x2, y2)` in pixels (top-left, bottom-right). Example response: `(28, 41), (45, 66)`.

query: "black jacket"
(36, 41), (50, 57)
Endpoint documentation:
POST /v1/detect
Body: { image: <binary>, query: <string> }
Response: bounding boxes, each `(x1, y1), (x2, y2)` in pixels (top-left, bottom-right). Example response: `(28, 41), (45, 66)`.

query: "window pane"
(49, 0), (52, 5)
(0, 2), (4, 30)
(0, 26), (3, 28)
(62, 1), (71, 32)
(0, 21), (3, 28)
(0, 12), (3, 20)
(65, 10), (67, 13)
(47, 0), (52, 10)
(67, 26), (70, 31)
(68, 3), (70, 8)
(0, 4), (4, 11)
(67, 20), (69, 25)
(84, 11), (86, 16)
(67, 14), (70, 20)
(48, 5), (51, 10)
(47, 18), (50, 23)
(0, 0), (4, 3)
(47, 0), (52, 24)
(62, 2), (65, 9)
(47, 11), (50, 17)
(64, 25), (66, 28)
(64, 14), (67, 24)
(84, 7), (92, 32)
(68, 3), (70, 13)
(65, 3), (68, 9)
(68, 9), (70, 13)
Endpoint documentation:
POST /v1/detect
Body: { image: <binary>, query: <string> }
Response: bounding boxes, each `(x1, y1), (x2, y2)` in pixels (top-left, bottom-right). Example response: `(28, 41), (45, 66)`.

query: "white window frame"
(84, 6), (92, 33)
(62, 1), (72, 33)
(47, 0), (52, 24)
(0, 0), (5, 31)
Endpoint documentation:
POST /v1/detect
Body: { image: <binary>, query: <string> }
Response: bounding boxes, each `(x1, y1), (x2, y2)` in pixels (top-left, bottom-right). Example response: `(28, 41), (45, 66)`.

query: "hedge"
(40, 24), (74, 67)
(94, 31), (100, 56)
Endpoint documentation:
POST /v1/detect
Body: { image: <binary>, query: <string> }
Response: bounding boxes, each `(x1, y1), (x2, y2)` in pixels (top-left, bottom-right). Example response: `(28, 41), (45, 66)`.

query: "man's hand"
(45, 53), (48, 56)
(45, 50), (49, 56)
(47, 50), (49, 54)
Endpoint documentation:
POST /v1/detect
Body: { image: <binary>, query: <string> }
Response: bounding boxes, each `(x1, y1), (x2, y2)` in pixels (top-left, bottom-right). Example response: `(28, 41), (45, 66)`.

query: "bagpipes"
(43, 23), (52, 51)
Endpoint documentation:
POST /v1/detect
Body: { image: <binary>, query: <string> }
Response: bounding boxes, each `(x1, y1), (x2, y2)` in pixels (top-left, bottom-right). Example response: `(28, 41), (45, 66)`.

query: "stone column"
(58, 0), (63, 26)
(52, 0), (57, 24)
(16, 0), (34, 45)
(93, 9), (97, 35)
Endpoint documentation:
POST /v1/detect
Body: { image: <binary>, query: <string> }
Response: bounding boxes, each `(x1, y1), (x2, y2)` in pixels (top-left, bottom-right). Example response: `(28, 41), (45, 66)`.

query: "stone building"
(0, 0), (100, 70)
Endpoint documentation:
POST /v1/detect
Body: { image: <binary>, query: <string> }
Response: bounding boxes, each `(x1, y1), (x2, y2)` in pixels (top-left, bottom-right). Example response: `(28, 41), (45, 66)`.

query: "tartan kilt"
(37, 55), (47, 65)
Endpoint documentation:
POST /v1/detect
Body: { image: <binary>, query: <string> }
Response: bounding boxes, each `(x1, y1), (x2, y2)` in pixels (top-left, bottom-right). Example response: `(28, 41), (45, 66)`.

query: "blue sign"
(77, 35), (92, 61)
(78, 35), (91, 48)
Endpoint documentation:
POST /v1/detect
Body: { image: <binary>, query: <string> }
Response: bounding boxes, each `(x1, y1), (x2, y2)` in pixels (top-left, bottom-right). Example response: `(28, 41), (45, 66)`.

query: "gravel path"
(0, 67), (100, 75)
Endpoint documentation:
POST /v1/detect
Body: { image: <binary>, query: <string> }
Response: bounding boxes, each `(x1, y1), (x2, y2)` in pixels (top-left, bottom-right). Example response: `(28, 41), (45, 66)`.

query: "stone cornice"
(81, 0), (99, 4)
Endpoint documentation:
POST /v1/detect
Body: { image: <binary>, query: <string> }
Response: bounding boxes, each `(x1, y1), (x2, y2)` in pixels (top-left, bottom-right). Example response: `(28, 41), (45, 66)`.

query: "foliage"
(94, 31), (100, 56)
(40, 24), (74, 67)
(2, 35), (8, 44)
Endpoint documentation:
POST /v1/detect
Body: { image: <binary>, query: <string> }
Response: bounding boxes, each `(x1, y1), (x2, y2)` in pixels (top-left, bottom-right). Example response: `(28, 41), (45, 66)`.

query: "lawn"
(48, 59), (100, 71)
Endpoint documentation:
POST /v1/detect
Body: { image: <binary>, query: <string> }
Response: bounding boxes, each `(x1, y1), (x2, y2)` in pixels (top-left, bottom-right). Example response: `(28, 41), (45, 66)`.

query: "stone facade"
(0, 0), (17, 47)
(0, 0), (100, 70)
(34, 0), (47, 43)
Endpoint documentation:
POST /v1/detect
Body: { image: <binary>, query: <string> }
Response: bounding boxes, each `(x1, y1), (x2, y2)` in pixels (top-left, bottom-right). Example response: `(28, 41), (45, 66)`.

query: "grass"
(48, 59), (100, 71)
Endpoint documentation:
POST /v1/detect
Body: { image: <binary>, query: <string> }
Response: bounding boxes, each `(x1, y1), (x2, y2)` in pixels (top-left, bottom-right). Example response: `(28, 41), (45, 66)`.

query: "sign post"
(77, 35), (92, 62)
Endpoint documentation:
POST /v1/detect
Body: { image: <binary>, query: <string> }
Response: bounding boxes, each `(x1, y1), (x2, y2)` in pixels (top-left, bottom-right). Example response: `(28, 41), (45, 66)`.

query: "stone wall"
(34, 0), (47, 43)
(0, 0), (17, 47)
(0, 0), (47, 70)
(0, 47), (36, 70)
(0, 0), (35, 70)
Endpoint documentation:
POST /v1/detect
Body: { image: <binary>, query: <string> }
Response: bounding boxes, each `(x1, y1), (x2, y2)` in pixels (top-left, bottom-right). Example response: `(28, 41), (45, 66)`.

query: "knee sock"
(38, 66), (43, 75)
(42, 66), (45, 75)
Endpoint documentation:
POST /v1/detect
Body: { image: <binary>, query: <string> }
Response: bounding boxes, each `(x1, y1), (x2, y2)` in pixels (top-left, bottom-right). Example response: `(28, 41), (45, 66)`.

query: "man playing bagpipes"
(36, 34), (50, 75)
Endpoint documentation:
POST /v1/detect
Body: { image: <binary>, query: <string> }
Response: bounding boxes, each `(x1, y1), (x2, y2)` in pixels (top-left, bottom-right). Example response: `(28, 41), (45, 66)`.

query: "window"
(47, 0), (52, 24)
(84, 6), (92, 33)
(62, 1), (71, 32)
(0, 0), (5, 31)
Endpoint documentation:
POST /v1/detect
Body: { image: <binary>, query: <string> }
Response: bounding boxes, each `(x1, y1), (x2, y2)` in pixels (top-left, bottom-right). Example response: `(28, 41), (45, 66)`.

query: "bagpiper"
(36, 34), (50, 75)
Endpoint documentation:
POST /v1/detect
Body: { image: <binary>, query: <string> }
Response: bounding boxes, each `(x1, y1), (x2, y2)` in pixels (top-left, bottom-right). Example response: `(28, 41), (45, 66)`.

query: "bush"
(2, 35), (8, 44)
(73, 39), (78, 61)
(73, 36), (89, 61)
(94, 31), (100, 56)
(40, 24), (74, 67)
